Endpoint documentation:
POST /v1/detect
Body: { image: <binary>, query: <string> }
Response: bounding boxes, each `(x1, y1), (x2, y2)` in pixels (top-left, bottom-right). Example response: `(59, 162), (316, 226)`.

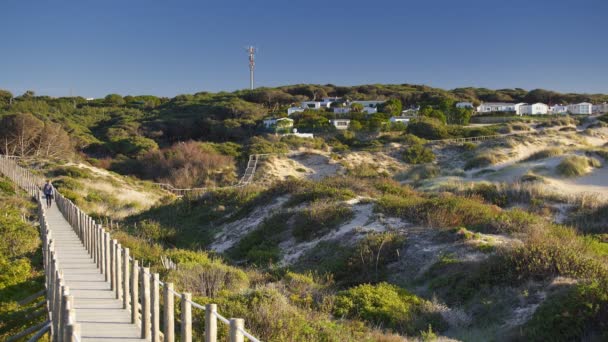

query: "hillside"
(1, 86), (608, 341)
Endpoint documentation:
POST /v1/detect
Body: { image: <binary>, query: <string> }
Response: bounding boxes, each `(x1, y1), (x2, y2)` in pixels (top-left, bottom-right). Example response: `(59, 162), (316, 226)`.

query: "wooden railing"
(0, 155), (262, 342)
(0, 155), (80, 341)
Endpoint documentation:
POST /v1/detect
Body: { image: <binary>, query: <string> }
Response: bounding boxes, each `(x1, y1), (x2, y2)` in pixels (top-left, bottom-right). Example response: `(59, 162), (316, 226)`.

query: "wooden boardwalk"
(1, 154), (262, 342)
(45, 203), (146, 341)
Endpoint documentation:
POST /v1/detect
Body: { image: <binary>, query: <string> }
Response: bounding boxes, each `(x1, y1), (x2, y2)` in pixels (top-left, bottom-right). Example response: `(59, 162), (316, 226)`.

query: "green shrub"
(376, 193), (502, 233)
(405, 164), (440, 182)
(0, 179), (15, 194)
(229, 212), (291, 264)
(522, 281), (608, 341)
(556, 155), (600, 177)
(406, 118), (449, 140)
(464, 153), (501, 170)
(524, 148), (563, 161)
(402, 144), (435, 164)
(333, 282), (446, 335)
(293, 201), (353, 241)
(462, 142), (476, 150)
(283, 178), (357, 206)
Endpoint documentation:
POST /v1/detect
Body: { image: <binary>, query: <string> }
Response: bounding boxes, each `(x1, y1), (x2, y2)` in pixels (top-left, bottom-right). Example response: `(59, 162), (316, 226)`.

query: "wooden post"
(110, 239), (116, 290)
(142, 267), (151, 340)
(152, 273), (160, 342)
(104, 232), (111, 281)
(164, 283), (175, 342)
(123, 247), (130, 309)
(66, 323), (80, 342)
(116, 243), (123, 300)
(53, 274), (62, 341)
(62, 295), (74, 342)
(131, 259), (139, 324)
(229, 318), (245, 342)
(205, 304), (218, 342)
(96, 224), (102, 269)
(181, 293), (192, 342)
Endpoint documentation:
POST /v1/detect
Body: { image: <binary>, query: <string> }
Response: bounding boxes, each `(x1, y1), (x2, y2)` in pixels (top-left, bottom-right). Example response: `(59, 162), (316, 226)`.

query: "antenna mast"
(247, 46), (256, 90)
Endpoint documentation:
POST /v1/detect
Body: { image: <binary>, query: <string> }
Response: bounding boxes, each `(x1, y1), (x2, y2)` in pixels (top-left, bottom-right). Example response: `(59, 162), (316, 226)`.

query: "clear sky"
(1, 0), (607, 98)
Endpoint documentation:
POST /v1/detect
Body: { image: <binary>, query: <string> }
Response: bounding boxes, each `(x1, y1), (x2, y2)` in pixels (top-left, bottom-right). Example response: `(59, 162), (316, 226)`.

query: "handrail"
(0, 155), (81, 341)
(0, 154), (263, 342)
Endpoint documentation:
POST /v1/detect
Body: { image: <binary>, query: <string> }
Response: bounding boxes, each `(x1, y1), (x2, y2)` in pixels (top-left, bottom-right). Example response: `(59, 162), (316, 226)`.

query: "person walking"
(43, 180), (54, 208)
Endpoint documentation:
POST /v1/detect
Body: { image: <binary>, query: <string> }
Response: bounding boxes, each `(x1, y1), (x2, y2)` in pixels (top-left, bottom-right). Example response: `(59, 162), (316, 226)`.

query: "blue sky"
(1, 0), (607, 97)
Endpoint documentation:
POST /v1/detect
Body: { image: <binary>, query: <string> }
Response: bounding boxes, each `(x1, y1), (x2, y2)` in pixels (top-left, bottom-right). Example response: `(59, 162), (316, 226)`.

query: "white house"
(568, 102), (593, 115)
(320, 97), (341, 108)
(282, 128), (314, 139)
(263, 117), (294, 130)
(333, 103), (379, 114)
(592, 103), (608, 114)
(351, 100), (385, 109)
(456, 102), (474, 109)
(476, 102), (525, 114)
(333, 107), (351, 114)
(300, 101), (322, 110)
(549, 104), (569, 114)
(401, 107), (420, 116)
(330, 119), (351, 130)
(287, 107), (305, 115)
(519, 103), (549, 115)
(389, 116), (411, 124)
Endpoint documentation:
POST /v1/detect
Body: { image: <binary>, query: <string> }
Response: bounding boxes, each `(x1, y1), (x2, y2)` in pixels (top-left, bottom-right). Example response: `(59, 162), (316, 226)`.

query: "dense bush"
(333, 282), (446, 335)
(402, 144), (435, 164)
(522, 281), (608, 341)
(406, 117), (449, 140)
(137, 140), (236, 188)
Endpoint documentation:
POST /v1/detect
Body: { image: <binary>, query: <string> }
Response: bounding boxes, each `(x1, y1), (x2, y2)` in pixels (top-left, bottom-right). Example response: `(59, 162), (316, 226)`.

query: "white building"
(592, 103), (608, 114)
(568, 102), (593, 115)
(300, 101), (322, 110)
(456, 102), (474, 109)
(263, 117), (294, 130)
(549, 104), (569, 114)
(330, 119), (351, 130)
(333, 107), (351, 114)
(351, 100), (385, 109)
(282, 128), (314, 139)
(389, 116), (411, 124)
(333, 103), (379, 114)
(476, 102), (525, 114)
(287, 107), (305, 116)
(320, 97), (341, 108)
(519, 103), (549, 115)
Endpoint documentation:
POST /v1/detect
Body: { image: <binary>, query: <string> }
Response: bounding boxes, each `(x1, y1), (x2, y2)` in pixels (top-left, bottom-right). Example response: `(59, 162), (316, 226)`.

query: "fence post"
(142, 267), (151, 340)
(181, 293), (192, 342)
(131, 259), (139, 325)
(164, 282), (175, 342)
(152, 273), (160, 342)
(115, 242), (122, 300)
(62, 294), (73, 341)
(205, 304), (217, 342)
(229, 318), (245, 342)
(123, 247), (130, 310)
(104, 232), (111, 281)
(110, 239), (116, 290)
(66, 323), (80, 342)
